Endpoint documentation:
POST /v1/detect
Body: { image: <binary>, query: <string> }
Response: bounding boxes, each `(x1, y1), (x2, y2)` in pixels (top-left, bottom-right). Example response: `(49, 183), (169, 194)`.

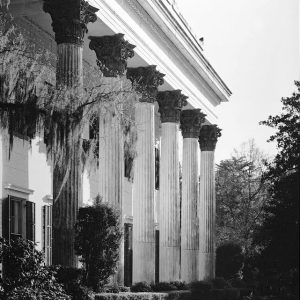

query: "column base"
(133, 241), (155, 283)
(181, 249), (198, 282)
(198, 252), (215, 280)
(159, 246), (180, 282)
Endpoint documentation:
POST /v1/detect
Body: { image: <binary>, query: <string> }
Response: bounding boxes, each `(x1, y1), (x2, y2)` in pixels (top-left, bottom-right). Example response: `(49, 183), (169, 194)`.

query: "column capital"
(89, 34), (135, 77)
(157, 90), (188, 123)
(127, 66), (165, 103)
(199, 125), (222, 151)
(43, 0), (98, 45)
(180, 109), (206, 138)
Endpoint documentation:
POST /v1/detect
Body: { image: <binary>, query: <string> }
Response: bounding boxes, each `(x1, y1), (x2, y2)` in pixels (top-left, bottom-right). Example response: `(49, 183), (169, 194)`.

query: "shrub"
(55, 266), (93, 300)
(216, 242), (244, 280)
(190, 281), (212, 300)
(75, 196), (122, 292)
(170, 281), (189, 290)
(0, 237), (70, 299)
(229, 278), (247, 288)
(131, 282), (152, 292)
(211, 277), (232, 289)
(151, 282), (177, 292)
(99, 285), (130, 293)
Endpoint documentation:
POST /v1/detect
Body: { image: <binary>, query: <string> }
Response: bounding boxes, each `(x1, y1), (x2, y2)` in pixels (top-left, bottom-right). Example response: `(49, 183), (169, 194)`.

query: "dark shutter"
(155, 229), (159, 283)
(155, 148), (160, 190)
(124, 223), (133, 286)
(2, 196), (11, 241)
(43, 205), (52, 265)
(26, 201), (35, 241)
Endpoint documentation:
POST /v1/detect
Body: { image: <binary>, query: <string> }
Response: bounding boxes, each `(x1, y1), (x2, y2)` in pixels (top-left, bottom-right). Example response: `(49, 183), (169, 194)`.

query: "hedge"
(95, 291), (191, 300)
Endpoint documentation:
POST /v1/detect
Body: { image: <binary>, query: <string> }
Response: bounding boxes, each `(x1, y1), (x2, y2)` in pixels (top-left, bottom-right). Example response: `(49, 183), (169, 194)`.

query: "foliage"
(54, 266), (94, 300)
(189, 281), (212, 300)
(0, 6), (137, 198)
(169, 281), (189, 290)
(74, 196), (122, 292)
(0, 237), (70, 299)
(101, 285), (130, 293)
(216, 242), (244, 280)
(151, 282), (177, 292)
(216, 140), (270, 254)
(254, 81), (300, 297)
(210, 277), (232, 289)
(130, 282), (153, 293)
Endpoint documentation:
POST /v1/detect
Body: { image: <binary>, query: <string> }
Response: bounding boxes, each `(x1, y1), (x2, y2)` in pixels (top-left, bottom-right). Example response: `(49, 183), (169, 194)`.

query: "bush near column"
(0, 237), (70, 300)
(216, 242), (244, 280)
(74, 196), (122, 292)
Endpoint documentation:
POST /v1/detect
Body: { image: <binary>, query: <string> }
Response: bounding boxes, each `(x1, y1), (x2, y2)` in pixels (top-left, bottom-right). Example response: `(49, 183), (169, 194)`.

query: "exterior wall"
(0, 134), (52, 252)
(28, 137), (52, 251)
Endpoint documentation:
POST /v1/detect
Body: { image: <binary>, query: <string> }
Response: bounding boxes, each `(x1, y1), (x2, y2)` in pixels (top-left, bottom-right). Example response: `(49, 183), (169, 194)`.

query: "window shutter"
(2, 196), (11, 242)
(43, 205), (52, 265)
(26, 201), (35, 242)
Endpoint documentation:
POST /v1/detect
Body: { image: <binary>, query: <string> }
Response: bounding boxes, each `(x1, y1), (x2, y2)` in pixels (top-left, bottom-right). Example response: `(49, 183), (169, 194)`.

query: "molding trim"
(89, 0), (231, 123)
(4, 184), (34, 195)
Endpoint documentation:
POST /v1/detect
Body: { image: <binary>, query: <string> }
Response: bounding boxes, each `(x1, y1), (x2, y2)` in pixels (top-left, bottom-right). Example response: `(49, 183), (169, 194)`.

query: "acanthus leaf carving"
(89, 34), (135, 77)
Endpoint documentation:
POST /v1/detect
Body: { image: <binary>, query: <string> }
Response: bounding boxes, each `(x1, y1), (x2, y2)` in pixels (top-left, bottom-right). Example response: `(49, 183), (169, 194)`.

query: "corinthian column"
(89, 35), (135, 284)
(43, 0), (98, 267)
(180, 109), (206, 282)
(156, 90), (187, 281)
(198, 124), (221, 280)
(127, 66), (164, 283)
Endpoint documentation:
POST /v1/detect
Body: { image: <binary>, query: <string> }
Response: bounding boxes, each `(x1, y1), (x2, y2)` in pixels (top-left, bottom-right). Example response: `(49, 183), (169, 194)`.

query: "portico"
(1, 0), (231, 285)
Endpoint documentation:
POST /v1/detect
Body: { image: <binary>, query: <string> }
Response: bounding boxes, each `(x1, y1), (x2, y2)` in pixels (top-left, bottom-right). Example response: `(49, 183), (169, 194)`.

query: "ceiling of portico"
(9, 0), (232, 123)
(9, 0), (173, 92)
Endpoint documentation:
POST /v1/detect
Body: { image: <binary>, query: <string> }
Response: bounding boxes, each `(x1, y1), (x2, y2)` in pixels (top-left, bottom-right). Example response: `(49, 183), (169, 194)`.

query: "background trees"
(216, 139), (270, 255)
(253, 81), (299, 296)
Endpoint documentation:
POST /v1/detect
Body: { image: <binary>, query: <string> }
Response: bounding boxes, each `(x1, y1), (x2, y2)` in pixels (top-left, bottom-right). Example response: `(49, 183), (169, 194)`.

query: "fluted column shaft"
(99, 109), (124, 283)
(132, 102), (155, 283)
(159, 122), (181, 281)
(181, 138), (200, 281)
(199, 151), (215, 280)
(56, 44), (83, 89)
(44, 0), (98, 267)
(198, 124), (221, 280)
(52, 44), (83, 267)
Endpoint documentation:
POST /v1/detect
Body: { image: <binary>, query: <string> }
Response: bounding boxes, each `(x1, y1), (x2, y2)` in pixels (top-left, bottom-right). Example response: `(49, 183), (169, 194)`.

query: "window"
(42, 205), (52, 266)
(1, 196), (35, 242)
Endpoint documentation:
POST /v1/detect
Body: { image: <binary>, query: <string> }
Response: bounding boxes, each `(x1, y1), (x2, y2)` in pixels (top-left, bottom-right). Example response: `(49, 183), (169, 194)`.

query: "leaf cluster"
(74, 196), (122, 292)
(0, 237), (70, 299)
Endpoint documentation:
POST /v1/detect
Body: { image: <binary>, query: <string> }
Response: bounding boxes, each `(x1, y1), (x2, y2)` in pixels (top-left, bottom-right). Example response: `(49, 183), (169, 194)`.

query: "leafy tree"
(216, 140), (270, 254)
(0, 237), (70, 299)
(74, 196), (122, 292)
(254, 81), (300, 296)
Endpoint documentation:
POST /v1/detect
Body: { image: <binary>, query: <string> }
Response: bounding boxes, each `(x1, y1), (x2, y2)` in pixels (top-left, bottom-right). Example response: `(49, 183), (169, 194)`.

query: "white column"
(99, 111), (123, 208)
(44, 1), (98, 267)
(159, 122), (181, 281)
(157, 90), (187, 282)
(181, 138), (200, 281)
(180, 109), (205, 282)
(132, 101), (155, 283)
(198, 124), (220, 280)
(199, 151), (215, 280)
(52, 44), (83, 268)
(99, 109), (124, 284)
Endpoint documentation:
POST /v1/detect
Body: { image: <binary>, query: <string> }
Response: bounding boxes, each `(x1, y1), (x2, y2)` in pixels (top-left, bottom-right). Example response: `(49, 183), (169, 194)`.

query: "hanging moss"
(0, 9), (138, 196)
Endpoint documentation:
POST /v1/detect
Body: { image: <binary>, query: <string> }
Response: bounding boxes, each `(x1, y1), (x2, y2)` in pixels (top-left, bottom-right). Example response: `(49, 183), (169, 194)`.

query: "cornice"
(89, 0), (228, 123)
